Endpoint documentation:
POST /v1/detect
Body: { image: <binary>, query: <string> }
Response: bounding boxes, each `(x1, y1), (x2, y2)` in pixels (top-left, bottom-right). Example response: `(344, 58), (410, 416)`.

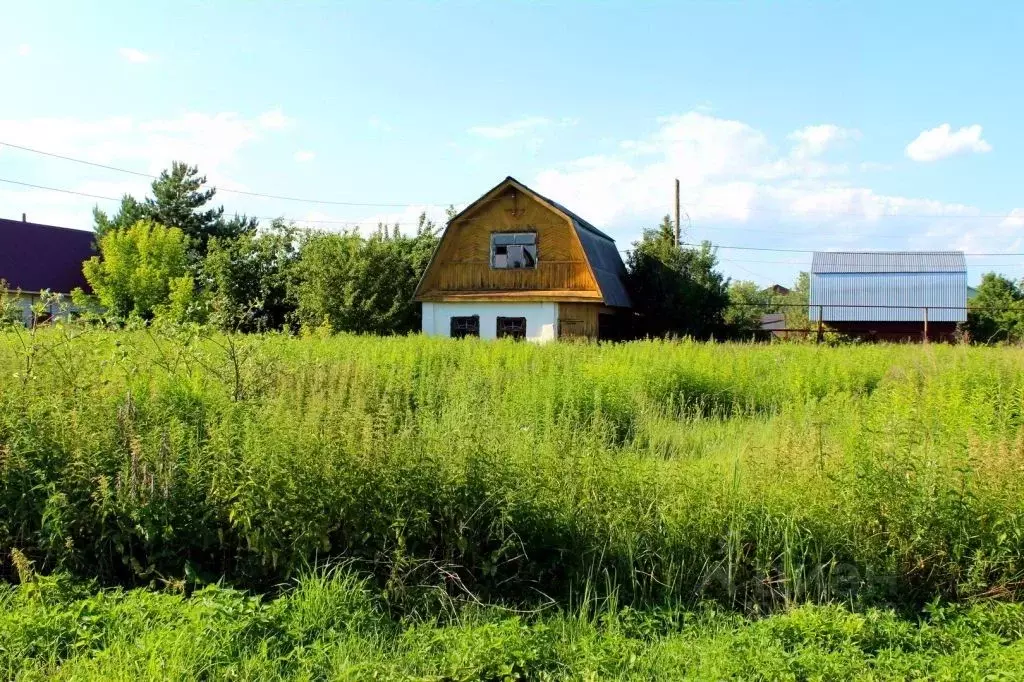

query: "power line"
(0, 142), (155, 178)
(4, 173), (1024, 260)
(0, 177), (122, 202)
(680, 221), (966, 241)
(717, 256), (1024, 267)
(0, 140), (457, 208)
(678, 201), (1016, 220)
(720, 258), (774, 282)
(680, 241), (1024, 258)
(0, 177), (434, 228)
(8, 139), (1024, 220)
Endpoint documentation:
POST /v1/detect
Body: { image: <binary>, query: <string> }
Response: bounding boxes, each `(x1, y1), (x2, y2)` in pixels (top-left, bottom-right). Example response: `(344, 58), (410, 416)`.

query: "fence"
(731, 302), (1022, 344)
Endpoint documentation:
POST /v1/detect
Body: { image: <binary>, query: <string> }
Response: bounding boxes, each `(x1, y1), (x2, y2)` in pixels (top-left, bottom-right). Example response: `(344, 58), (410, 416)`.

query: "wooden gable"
(414, 179), (604, 303)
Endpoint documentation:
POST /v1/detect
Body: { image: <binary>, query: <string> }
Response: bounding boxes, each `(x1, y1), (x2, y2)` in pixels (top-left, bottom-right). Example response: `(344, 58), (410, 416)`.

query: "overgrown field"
(3, 327), (1024, 677)
(6, 569), (1024, 680)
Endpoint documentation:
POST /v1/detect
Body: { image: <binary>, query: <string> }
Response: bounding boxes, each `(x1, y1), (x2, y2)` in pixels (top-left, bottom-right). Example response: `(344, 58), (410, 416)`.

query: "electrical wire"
(0, 140), (458, 208)
(6, 139), (1024, 219)
(3, 174), (1024, 260)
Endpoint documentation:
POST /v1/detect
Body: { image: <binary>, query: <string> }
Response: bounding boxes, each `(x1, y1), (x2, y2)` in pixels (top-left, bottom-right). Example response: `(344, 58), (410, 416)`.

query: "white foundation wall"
(421, 302), (558, 342)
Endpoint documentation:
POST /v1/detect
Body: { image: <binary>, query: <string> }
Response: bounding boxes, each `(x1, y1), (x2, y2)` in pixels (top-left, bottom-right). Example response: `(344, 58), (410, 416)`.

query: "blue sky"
(2, 1), (1023, 287)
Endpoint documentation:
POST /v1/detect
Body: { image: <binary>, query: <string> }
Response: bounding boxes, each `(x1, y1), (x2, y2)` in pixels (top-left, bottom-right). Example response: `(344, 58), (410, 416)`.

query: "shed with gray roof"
(809, 250), (967, 341)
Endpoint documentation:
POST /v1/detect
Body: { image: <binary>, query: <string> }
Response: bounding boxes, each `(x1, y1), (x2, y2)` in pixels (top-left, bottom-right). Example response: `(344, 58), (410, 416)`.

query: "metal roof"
(811, 251), (966, 274)
(570, 219), (632, 308)
(0, 218), (95, 293)
(528, 185), (632, 308)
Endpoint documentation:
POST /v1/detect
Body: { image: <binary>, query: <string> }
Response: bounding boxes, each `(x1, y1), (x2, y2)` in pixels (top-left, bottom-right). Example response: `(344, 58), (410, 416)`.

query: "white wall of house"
(421, 302), (558, 342)
(4, 291), (89, 326)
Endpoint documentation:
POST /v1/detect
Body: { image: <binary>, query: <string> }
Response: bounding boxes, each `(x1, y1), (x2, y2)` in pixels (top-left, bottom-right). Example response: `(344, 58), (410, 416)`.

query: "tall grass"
(4, 569), (1024, 680)
(2, 326), (1024, 612)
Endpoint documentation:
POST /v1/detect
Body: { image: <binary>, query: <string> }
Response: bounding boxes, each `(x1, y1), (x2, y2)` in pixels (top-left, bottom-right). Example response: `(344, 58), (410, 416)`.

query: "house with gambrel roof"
(414, 177), (631, 342)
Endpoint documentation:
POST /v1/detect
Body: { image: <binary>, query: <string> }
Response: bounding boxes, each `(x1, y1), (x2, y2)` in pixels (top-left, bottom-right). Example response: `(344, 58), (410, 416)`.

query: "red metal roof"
(0, 217), (96, 293)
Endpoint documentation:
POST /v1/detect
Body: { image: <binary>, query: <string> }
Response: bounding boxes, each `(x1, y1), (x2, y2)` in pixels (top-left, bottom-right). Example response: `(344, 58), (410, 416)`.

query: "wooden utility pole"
(674, 178), (681, 246)
(922, 307), (929, 344)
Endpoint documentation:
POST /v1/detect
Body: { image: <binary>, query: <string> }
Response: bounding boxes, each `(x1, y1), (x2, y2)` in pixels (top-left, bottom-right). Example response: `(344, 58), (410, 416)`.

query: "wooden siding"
(558, 302), (601, 339)
(416, 185), (600, 300)
(422, 290), (602, 303)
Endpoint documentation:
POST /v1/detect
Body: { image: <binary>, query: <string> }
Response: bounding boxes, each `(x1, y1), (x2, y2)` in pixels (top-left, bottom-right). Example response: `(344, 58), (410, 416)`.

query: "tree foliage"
(93, 195), (147, 240)
(294, 214), (439, 334)
(966, 273), (1024, 343)
(781, 272), (810, 332)
(202, 220), (300, 332)
(725, 280), (779, 335)
(81, 220), (195, 321)
(625, 216), (728, 338)
(93, 162), (256, 256)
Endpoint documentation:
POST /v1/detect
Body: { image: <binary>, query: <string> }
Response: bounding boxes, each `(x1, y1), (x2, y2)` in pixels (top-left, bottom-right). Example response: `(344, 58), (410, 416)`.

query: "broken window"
(450, 315), (480, 338)
(491, 232), (537, 269)
(496, 316), (527, 339)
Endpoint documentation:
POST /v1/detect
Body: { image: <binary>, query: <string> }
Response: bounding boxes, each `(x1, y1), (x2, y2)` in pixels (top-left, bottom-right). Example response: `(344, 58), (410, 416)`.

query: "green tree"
(93, 195), (147, 241)
(146, 162), (257, 253)
(781, 271), (810, 333)
(81, 219), (196, 321)
(725, 280), (778, 336)
(294, 213), (439, 334)
(966, 273), (1024, 343)
(202, 220), (300, 332)
(625, 215), (728, 339)
(92, 162), (257, 256)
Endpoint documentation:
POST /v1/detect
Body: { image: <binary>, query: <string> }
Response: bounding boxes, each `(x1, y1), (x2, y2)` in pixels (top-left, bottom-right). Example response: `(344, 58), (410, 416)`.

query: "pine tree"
(92, 162), (257, 256)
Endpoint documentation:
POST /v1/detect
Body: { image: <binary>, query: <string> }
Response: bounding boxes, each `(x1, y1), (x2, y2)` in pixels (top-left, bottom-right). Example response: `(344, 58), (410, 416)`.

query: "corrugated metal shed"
(810, 251), (967, 323)
(812, 251), (966, 273)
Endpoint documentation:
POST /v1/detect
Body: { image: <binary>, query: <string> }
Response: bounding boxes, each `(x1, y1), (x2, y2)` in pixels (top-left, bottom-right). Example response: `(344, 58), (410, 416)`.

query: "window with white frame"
(491, 232), (537, 269)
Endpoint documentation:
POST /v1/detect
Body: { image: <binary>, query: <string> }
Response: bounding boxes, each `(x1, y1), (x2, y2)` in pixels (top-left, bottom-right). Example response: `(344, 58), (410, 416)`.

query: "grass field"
(2, 326), (1024, 678)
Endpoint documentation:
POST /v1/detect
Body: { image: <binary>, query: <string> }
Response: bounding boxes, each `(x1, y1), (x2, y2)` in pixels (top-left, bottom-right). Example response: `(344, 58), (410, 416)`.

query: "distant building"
(809, 251), (967, 342)
(758, 311), (793, 339)
(765, 284), (790, 296)
(0, 217), (96, 325)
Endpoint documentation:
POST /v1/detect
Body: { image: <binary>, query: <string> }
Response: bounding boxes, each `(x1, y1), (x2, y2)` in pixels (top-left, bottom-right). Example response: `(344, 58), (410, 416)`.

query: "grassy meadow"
(3, 326), (1024, 678)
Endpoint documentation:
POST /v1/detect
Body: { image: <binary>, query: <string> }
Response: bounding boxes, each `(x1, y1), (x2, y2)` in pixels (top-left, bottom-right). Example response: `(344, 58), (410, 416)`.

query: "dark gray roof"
(811, 251), (966, 274)
(525, 183), (632, 308)
(760, 313), (786, 331)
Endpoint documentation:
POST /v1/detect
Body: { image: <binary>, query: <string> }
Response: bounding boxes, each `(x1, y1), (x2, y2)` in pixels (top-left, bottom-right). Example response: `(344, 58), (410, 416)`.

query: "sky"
(2, 1), (1024, 288)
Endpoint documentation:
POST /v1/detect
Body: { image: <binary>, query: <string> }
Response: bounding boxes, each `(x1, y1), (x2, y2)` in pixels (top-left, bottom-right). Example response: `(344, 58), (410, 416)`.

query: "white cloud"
(905, 123), (991, 162)
(16, 44), (30, 57)
(469, 116), (552, 139)
(532, 111), (1008, 257)
(118, 47), (152, 64)
(368, 116), (393, 132)
(1001, 208), (1024, 229)
(257, 108), (292, 130)
(858, 161), (892, 172)
(0, 109), (295, 228)
(787, 124), (859, 159)
(294, 150), (316, 162)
